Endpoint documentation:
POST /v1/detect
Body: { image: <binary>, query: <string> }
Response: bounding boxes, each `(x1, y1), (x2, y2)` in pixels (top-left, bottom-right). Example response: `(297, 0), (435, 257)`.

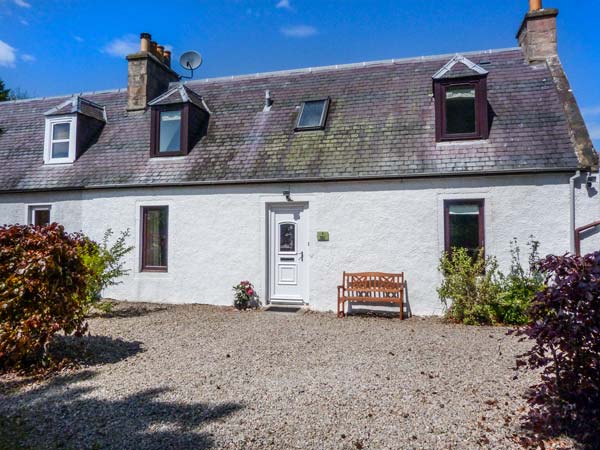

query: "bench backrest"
(342, 272), (404, 293)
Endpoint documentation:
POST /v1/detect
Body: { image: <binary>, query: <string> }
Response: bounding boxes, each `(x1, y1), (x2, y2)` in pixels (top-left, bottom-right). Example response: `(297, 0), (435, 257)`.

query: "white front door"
(268, 204), (308, 304)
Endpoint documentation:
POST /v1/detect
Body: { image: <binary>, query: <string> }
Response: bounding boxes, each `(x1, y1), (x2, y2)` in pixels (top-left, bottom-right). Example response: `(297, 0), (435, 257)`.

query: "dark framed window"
(141, 206), (169, 272)
(295, 98), (330, 131)
(434, 77), (488, 141)
(29, 206), (51, 227)
(151, 105), (189, 157)
(444, 199), (485, 258)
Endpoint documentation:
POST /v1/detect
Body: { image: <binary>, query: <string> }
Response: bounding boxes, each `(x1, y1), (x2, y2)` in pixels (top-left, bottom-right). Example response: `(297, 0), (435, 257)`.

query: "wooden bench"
(337, 271), (405, 319)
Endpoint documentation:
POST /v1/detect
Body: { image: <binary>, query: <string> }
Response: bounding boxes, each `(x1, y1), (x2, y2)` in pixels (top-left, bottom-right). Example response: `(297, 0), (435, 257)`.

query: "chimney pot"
(126, 33), (179, 111)
(140, 32), (151, 52)
(530, 0), (542, 11)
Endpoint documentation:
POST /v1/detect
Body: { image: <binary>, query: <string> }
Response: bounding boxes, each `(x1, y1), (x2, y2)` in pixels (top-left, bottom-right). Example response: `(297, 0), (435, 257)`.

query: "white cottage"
(0, 3), (597, 315)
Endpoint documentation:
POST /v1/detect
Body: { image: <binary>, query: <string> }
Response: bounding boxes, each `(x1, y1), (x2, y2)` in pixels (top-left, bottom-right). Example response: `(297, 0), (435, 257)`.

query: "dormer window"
(159, 108), (182, 154)
(148, 85), (210, 158)
(43, 96), (106, 165)
(432, 55), (489, 142)
(44, 116), (77, 164)
(434, 79), (488, 141)
(295, 98), (330, 131)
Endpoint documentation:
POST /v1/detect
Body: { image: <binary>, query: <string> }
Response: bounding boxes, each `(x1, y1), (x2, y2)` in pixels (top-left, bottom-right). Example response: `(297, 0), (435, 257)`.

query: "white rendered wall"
(1, 173), (598, 315)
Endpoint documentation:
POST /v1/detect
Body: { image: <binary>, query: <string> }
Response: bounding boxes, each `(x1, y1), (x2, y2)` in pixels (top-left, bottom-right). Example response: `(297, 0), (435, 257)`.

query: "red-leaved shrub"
(0, 223), (89, 372)
(516, 251), (600, 445)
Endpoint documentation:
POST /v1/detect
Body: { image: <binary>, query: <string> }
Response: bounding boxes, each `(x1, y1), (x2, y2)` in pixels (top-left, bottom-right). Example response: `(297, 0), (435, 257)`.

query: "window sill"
(435, 139), (490, 147)
(43, 159), (75, 165)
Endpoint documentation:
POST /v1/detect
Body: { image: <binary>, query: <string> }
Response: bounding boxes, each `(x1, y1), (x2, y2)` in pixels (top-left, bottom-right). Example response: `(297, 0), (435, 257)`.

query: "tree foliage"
(0, 224), (89, 372)
(516, 251), (600, 445)
(0, 79), (9, 102)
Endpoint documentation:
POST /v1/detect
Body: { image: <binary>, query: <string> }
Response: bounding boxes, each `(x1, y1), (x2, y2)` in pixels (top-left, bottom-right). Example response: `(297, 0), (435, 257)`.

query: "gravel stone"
(0, 303), (536, 449)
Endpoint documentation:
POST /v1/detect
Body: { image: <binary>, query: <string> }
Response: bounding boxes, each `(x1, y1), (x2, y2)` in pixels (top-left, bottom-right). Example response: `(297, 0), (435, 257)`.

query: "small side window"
(29, 205), (51, 227)
(141, 206), (169, 272)
(444, 200), (484, 259)
(295, 99), (330, 131)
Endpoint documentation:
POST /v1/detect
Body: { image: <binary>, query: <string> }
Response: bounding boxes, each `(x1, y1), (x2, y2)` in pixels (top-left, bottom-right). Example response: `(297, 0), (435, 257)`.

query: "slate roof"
(0, 47), (596, 192)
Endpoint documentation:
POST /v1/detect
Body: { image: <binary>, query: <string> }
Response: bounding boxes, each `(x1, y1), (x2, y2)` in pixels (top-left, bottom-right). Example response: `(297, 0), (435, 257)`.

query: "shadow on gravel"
(88, 303), (168, 319)
(1, 370), (243, 450)
(50, 334), (144, 367)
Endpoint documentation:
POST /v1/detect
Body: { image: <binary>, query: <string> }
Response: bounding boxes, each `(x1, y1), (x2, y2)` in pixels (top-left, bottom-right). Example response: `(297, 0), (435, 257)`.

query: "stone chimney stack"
(517, 1), (559, 63)
(126, 33), (179, 111)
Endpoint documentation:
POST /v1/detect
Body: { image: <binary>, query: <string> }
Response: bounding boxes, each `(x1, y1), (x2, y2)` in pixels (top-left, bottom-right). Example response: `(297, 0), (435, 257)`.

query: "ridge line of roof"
(181, 47), (522, 86)
(0, 47), (522, 107)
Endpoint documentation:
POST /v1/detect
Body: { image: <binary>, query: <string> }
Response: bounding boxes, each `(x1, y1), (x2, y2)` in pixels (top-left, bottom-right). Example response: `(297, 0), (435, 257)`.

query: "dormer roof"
(148, 85), (211, 113)
(44, 96), (107, 122)
(432, 55), (489, 80)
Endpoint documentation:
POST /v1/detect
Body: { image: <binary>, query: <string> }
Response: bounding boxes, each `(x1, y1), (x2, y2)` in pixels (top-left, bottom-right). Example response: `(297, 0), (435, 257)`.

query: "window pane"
(445, 86), (476, 134)
(298, 100), (326, 128)
(52, 141), (70, 158)
(448, 203), (481, 258)
(280, 223), (295, 252)
(33, 209), (50, 227)
(144, 208), (168, 268)
(52, 123), (70, 140)
(159, 110), (181, 152)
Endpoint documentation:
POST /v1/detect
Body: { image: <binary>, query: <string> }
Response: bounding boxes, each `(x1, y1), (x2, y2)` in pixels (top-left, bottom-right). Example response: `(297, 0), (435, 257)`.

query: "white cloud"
(20, 19), (29, 25)
(280, 25), (317, 38)
(0, 40), (16, 67)
(13, 0), (31, 8)
(102, 35), (138, 58)
(582, 106), (600, 117)
(21, 53), (35, 62)
(276, 0), (292, 10)
(73, 35), (84, 43)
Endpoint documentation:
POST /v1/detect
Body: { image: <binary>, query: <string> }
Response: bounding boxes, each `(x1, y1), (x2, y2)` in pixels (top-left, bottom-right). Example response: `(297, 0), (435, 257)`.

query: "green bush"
(0, 224), (89, 371)
(496, 238), (543, 325)
(438, 238), (544, 326)
(437, 247), (501, 325)
(79, 229), (133, 314)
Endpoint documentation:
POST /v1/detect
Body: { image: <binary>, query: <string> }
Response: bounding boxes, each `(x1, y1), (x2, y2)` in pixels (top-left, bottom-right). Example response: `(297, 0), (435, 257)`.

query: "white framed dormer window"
(44, 115), (77, 164)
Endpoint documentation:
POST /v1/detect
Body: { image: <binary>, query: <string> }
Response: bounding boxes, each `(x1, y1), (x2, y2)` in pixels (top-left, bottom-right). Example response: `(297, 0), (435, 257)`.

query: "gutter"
(0, 167), (582, 195)
(569, 170), (581, 253)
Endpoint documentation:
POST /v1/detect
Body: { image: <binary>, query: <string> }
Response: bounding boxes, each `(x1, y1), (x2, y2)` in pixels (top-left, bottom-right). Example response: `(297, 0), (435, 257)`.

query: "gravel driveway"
(0, 303), (536, 449)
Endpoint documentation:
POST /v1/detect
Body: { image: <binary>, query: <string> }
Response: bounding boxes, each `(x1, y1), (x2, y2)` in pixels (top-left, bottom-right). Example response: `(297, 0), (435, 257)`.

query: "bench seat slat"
(337, 271), (405, 319)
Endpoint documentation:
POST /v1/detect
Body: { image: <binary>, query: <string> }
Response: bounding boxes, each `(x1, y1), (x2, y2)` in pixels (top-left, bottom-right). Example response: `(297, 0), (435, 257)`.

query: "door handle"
(299, 251), (304, 261)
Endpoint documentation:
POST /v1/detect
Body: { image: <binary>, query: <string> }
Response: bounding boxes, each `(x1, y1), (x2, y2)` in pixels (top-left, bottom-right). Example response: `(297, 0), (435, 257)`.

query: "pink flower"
(247, 288), (254, 296)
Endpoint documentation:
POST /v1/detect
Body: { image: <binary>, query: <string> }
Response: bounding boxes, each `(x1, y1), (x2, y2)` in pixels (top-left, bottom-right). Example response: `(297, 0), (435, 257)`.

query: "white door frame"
(266, 202), (309, 305)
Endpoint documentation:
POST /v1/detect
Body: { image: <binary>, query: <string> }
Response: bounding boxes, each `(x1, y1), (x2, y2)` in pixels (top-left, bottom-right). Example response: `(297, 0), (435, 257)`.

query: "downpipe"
(569, 170), (581, 254)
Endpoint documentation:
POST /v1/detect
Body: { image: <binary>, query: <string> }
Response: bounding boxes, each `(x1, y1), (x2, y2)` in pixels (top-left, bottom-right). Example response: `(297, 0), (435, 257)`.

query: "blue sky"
(0, 0), (598, 148)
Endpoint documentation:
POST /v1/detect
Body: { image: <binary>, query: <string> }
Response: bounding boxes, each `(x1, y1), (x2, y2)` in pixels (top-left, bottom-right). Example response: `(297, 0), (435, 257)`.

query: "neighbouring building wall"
(1, 172), (598, 315)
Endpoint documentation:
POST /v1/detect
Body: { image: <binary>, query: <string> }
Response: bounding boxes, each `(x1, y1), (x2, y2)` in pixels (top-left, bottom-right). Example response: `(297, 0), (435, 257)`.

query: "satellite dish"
(179, 51), (202, 71)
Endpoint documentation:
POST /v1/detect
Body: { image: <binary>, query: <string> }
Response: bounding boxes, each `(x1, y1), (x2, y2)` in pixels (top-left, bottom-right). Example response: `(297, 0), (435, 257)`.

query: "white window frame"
(28, 205), (52, 226)
(44, 115), (77, 164)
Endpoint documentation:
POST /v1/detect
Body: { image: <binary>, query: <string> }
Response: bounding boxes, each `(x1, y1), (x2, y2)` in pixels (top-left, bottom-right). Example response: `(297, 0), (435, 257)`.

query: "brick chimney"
(126, 33), (179, 111)
(517, 1), (559, 63)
